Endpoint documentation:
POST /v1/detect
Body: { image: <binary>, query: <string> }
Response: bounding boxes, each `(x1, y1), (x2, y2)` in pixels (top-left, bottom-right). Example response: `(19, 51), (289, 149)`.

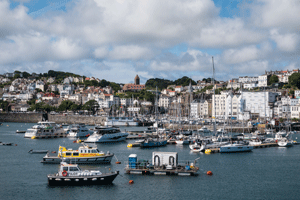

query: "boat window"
(73, 152), (79, 156)
(70, 167), (79, 171)
(88, 150), (91, 153)
(63, 167), (68, 171)
(66, 152), (72, 156)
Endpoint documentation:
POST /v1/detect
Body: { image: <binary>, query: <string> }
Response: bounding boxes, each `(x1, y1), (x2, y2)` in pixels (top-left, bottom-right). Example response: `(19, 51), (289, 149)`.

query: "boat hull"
(47, 171), (119, 186)
(41, 154), (114, 164)
(140, 140), (167, 148)
(85, 133), (128, 143)
(220, 146), (253, 153)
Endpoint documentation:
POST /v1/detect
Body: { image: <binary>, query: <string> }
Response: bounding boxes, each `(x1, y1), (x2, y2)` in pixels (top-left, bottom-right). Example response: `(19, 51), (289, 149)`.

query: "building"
(242, 91), (277, 119)
(238, 76), (259, 83)
(122, 75), (145, 92)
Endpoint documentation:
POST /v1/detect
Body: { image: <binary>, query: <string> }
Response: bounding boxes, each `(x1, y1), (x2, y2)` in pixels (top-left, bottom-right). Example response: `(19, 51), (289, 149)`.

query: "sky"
(1, 0), (300, 84)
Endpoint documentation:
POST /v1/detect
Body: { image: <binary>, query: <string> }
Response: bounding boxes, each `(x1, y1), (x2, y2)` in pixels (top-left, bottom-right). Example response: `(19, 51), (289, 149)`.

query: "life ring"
(62, 170), (67, 177)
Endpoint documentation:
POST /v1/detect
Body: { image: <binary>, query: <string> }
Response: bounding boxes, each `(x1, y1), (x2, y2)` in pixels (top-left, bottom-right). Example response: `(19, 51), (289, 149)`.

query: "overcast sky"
(1, 0), (299, 84)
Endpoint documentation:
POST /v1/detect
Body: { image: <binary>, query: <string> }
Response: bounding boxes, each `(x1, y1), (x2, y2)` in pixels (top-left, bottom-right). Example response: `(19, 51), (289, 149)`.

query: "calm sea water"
(1, 122), (300, 200)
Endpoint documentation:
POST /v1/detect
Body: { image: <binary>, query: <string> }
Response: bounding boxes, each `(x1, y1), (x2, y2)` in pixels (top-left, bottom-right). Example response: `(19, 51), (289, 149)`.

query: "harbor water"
(1, 122), (300, 200)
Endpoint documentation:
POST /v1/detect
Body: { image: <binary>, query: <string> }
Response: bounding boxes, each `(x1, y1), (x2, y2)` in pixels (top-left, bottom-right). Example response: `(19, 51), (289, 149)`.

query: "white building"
(190, 99), (210, 118)
(258, 75), (269, 87)
(243, 82), (258, 89)
(158, 95), (171, 111)
(238, 76), (259, 83)
(225, 94), (244, 120)
(175, 86), (183, 93)
(36, 81), (45, 91)
(242, 92), (277, 119)
(295, 90), (300, 98)
(212, 94), (227, 119)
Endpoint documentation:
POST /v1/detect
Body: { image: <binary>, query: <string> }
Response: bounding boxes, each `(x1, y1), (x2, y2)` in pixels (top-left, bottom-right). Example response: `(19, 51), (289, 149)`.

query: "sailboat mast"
(212, 56), (216, 134)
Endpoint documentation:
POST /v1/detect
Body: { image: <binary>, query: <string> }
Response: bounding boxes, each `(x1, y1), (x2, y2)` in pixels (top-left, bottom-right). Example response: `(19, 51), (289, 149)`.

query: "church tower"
(134, 75), (140, 85)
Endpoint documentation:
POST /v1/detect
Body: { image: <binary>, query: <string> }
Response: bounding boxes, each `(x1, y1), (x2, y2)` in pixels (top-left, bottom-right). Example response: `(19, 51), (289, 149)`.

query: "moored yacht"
(220, 142), (253, 153)
(85, 126), (128, 143)
(47, 162), (119, 186)
(24, 121), (65, 139)
(67, 124), (93, 138)
(41, 144), (113, 164)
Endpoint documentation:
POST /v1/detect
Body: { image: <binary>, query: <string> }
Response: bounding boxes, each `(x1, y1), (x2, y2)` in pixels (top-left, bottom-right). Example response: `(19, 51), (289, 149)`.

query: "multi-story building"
(190, 99), (210, 118)
(242, 92), (277, 119)
(158, 95), (171, 111)
(258, 75), (270, 87)
(238, 76), (259, 83)
(212, 94), (227, 119)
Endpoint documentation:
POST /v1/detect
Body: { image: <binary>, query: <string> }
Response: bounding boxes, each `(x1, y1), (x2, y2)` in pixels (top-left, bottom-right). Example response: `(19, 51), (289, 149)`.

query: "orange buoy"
(129, 180), (134, 184)
(73, 140), (76, 143)
(115, 161), (121, 164)
(52, 151), (56, 153)
(207, 171), (213, 175)
(15, 144), (17, 146)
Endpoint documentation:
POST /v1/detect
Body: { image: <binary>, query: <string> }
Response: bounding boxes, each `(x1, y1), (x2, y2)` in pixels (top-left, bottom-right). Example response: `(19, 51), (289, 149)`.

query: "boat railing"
(124, 160), (198, 171)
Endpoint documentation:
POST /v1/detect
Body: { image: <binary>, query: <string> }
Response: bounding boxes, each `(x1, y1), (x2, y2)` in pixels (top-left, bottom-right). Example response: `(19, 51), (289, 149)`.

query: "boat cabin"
(59, 162), (81, 176)
(58, 145), (105, 157)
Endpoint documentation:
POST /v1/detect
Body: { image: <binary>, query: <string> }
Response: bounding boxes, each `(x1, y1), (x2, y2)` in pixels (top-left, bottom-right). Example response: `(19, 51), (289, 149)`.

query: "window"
(63, 167), (68, 171)
(70, 167), (79, 171)
(66, 152), (72, 156)
(73, 152), (79, 156)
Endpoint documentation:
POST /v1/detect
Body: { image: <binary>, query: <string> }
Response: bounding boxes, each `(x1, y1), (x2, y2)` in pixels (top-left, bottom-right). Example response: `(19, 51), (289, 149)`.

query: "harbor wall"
(0, 113), (43, 123)
(0, 113), (106, 125)
(47, 115), (106, 125)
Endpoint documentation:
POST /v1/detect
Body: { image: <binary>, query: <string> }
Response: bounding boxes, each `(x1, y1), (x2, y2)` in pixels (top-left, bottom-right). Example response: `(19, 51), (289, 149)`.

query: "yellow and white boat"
(41, 145), (114, 164)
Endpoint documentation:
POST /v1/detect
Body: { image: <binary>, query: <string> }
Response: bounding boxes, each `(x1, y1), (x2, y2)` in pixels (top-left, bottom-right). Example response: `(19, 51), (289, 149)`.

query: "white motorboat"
(220, 142), (253, 153)
(278, 138), (294, 147)
(68, 124), (93, 137)
(85, 126), (128, 143)
(24, 121), (65, 138)
(189, 143), (203, 152)
(198, 126), (211, 133)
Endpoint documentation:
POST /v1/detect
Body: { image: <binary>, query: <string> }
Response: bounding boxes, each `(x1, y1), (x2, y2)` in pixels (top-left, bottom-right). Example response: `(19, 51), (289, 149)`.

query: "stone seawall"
(0, 113), (106, 125)
(0, 113), (44, 123)
(48, 115), (106, 125)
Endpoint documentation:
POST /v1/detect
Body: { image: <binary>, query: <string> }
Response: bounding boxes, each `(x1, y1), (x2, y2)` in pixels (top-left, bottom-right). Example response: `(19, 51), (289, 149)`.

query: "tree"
(269, 75), (279, 85)
(0, 100), (10, 112)
(58, 100), (75, 112)
(83, 100), (99, 115)
(288, 73), (300, 89)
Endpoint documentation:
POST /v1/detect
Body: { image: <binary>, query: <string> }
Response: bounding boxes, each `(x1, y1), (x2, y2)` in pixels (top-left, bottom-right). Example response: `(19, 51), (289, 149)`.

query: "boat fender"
(207, 171), (213, 175)
(62, 170), (68, 177)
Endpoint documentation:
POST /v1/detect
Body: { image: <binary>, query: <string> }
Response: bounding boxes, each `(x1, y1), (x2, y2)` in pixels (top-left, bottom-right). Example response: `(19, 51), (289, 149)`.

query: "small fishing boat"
(41, 145), (113, 164)
(28, 149), (49, 154)
(47, 162), (119, 186)
(140, 138), (167, 148)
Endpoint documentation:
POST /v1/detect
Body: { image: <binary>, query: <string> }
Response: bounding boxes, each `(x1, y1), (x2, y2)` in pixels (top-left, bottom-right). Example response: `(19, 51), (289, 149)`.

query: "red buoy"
(129, 180), (134, 184)
(207, 171), (213, 175)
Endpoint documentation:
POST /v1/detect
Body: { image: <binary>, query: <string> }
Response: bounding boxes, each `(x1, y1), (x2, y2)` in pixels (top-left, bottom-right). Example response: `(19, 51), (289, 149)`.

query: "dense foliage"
(269, 75), (279, 85)
(288, 73), (300, 89)
(145, 76), (196, 90)
(117, 89), (155, 102)
(0, 100), (10, 112)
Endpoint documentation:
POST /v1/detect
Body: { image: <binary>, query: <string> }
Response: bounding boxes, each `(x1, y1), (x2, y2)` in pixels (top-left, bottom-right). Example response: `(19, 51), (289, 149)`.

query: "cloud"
(270, 29), (299, 52)
(251, 0), (300, 31)
(221, 42), (272, 64)
(192, 18), (265, 48)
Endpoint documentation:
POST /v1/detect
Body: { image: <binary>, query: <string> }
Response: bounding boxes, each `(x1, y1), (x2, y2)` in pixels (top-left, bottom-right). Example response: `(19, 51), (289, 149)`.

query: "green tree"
(288, 73), (300, 89)
(0, 100), (10, 112)
(58, 100), (75, 112)
(83, 100), (99, 115)
(269, 75), (279, 85)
